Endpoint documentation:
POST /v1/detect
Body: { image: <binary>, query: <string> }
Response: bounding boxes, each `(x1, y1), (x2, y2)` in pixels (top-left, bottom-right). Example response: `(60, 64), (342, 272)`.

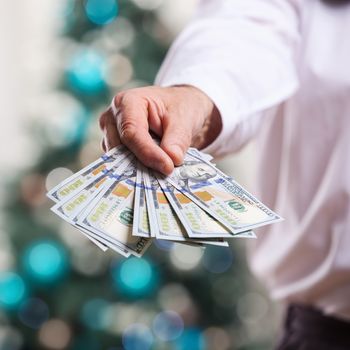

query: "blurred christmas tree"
(0, 1), (269, 349)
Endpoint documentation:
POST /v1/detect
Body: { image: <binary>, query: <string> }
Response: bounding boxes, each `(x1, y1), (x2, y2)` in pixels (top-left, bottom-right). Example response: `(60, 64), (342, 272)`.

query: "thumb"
(160, 114), (192, 166)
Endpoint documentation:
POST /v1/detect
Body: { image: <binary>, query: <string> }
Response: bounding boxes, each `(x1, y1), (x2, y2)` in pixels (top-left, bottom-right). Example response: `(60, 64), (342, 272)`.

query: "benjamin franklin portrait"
(178, 161), (217, 182)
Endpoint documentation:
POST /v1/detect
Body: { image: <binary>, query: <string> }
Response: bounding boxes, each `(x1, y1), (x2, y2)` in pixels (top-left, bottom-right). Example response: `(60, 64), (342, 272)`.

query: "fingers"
(99, 109), (121, 151)
(115, 93), (174, 175)
(160, 113), (192, 166)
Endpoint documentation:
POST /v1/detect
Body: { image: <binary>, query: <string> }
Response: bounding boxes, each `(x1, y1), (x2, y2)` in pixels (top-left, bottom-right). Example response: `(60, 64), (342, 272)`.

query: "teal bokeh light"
(23, 240), (68, 284)
(175, 328), (206, 350)
(0, 272), (26, 310)
(85, 0), (118, 25)
(112, 258), (158, 297)
(67, 50), (106, 94)
(80, 298), (109, 330)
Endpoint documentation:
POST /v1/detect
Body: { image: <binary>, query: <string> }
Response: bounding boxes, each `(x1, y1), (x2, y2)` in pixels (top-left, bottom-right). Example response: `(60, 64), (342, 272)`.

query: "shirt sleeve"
(155, 0), (301, 157)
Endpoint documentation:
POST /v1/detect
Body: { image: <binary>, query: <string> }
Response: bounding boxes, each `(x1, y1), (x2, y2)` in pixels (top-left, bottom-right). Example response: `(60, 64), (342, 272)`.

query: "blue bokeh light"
(0, 272), (26, 310)
(80, 298), (109, 330)
(153, 310), (184, 341)
(154, 239), (174, 251)
(23, 240), (68, 284)
(202, 246), (233, 274)
(112, 258), (158, 297)
(18, 298), (49, 329)
(67, 50), (106, 94)
(122, 323), (153, 350)
(175, 328), (206, 350)
(85, 0), (119, 25)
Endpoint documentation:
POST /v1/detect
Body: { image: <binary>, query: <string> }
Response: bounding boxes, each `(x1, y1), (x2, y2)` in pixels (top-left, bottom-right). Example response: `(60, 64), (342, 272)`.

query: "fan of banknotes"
(47, 145), (282, 258)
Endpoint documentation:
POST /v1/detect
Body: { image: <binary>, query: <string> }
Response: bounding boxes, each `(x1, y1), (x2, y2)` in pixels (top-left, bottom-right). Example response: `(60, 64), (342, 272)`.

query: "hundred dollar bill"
(52, 176), (110, 251)
(51, 171), (110, 222)
(166, 153), (282, 233)
(51, 157), (134, 253)
(47, 145), (129, 203)
(156, 176), (256, 239)
(132, 164), (151, 238)
(132, 165), (208, 246)
(51, 155), (134, 222)
(75, 164), (138, 257)
(71, 158), (136, 257)
(77, 160), (151, 257)
(142, 168), (203, 246)
(143, 168), (229, 246)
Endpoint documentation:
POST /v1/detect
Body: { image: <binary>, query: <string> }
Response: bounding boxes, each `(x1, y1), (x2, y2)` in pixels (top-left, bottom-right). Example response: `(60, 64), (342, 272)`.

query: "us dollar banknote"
(166, 153), (282, 234)
(47, 145), (129, 203)
(48, 145), (282, 259)
(51, 156), (134, 253)
(143, 168), (230, 246)
(132, 163), (151, 238)
(77, 159), (151, 257)
(156, 175), (256, 239)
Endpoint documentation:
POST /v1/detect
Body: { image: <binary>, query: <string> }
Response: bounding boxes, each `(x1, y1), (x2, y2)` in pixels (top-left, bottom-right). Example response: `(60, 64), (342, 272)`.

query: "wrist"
(167, 84), (222, 150)
(169, 85), (214, 121)
(192, 105), (222, 149)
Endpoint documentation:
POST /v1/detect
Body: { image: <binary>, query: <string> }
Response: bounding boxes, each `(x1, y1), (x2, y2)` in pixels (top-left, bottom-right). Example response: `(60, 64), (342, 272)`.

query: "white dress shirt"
(156, 0), (350, 319)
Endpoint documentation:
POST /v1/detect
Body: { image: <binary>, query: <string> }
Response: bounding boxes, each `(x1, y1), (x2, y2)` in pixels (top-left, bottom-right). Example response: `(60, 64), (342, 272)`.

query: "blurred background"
(0, 0), (281, 349)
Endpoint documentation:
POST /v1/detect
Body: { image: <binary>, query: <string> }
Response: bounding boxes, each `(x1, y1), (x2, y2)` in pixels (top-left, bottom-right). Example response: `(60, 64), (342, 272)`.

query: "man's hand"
(99, 85), (221, 175)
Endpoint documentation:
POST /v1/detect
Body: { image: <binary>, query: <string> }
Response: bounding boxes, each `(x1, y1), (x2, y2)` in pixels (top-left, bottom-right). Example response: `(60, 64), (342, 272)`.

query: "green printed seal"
(227, 200), (247, 213)
(119, 208), (133, 226)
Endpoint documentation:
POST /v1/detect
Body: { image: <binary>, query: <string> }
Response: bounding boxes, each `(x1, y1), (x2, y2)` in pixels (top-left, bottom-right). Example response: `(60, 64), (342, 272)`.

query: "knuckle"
(117, 90), (136, 107)
(114, 92), (125, 106)
(119, 121), (137, 143)
(99, 111), (111, 130)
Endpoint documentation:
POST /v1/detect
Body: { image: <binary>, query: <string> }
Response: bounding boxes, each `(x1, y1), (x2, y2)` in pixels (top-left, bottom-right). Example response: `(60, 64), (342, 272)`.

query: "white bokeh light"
(104, 303), (152, 335)
(0, 233), (15, 272)
(131, 0), (164, 11)
(102, 17), (135, 51)
(45, 167), (73, 191)
(38, 319), (71, 350)
(38, 92), (86, 147)
(158, 284), (192, 314)
(157, 0), (198, 35)
(170, 244), (204, 270)
(105, 54), (133, 87)
(236, 292), (269, 325)
(203, 327), (231, 350)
